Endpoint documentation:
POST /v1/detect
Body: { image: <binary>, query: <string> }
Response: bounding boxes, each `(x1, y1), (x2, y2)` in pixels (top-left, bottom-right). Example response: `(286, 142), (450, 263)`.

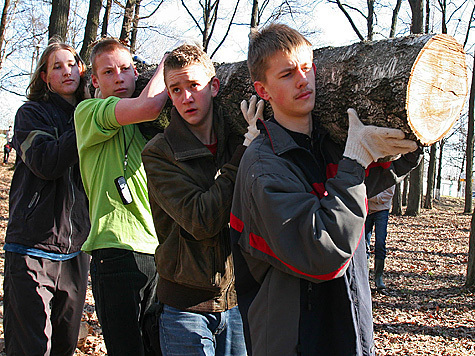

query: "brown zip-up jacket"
(142, 106), (245, 312)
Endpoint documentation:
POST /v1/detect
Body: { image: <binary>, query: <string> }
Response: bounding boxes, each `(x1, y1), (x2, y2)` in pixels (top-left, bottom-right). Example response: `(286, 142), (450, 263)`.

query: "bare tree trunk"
(425, 0), (430, 34)
(403, 176), (409, 206)
(251, 0), (259, 29)
(130, 0), (142, 53)
(464, 51), (475, 213)
(463, 4), (475, 48)
(392, 181), (403, 215)
(80, 0), (102, 65)
(389, 0), (403, 38)
(0, 0), (11, 71)
(466, 210), (475, 287)
(49, 0), (70, 41)
(366, 0), (374, 40)
(406, 159), (424, 216)
(101, 0), (112, 37)
(424, 144), (437, 208)
(120, 0), (136, 43)
(435, 139), (444, 199)
(439, 0), (447, 34)
(408, 0), (424, 34)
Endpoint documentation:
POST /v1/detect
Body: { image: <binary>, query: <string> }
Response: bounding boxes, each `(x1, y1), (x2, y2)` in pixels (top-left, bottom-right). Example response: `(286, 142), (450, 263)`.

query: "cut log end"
(406, 34), (468, 146)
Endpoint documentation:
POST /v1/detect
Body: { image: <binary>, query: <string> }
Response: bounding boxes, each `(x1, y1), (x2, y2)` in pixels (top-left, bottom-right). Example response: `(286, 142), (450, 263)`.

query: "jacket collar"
(164, 106), (214, 162)
(257, 118), (303, 156)
(48, 92), (76, 113)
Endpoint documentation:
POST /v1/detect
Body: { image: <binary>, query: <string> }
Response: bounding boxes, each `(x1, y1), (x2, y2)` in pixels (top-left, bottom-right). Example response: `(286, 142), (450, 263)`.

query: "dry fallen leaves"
(0, 149), (473, 355)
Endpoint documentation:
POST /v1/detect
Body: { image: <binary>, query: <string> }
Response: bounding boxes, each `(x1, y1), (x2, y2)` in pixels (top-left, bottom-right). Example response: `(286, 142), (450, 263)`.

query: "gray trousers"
(3, 251), (90, 356)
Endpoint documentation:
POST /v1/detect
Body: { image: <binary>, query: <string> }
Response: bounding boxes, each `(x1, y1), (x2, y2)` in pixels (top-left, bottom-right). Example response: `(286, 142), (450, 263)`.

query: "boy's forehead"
(94, 48), (133, 68)
(270, 46), (312, 64)
(165, 63), (212, 86)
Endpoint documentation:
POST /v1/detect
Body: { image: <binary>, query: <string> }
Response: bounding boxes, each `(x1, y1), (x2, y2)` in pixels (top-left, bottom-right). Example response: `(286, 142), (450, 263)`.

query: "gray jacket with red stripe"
(230, 118), (421, 356)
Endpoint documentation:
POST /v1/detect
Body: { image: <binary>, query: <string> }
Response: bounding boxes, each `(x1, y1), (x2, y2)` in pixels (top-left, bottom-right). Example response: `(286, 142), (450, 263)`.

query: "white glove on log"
(241, 95), (264, 147)
(343, 108), (418, 168)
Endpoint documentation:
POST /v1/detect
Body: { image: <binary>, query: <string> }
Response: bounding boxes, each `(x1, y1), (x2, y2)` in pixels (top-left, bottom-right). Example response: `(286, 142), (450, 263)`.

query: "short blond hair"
(164, 44), (215, 86)
(90, 38), (133, 76)
(247, 23), (312, 83)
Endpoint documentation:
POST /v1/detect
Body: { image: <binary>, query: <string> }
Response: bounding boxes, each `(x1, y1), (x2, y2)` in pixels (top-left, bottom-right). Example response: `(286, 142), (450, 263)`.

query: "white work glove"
(343, 108), (418, 168)
(241, 95), (264, 147)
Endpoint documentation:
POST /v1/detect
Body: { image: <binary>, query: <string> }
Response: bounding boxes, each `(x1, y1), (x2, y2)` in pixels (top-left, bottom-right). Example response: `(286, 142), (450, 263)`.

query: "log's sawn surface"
(137, 34), (468, 146)
(313, 34), (468, 145)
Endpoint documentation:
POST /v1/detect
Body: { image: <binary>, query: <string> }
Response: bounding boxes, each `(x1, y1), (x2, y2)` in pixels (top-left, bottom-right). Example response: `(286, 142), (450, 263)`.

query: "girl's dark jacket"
(142, 106), (245, 313)
(5, 93), (90, 254)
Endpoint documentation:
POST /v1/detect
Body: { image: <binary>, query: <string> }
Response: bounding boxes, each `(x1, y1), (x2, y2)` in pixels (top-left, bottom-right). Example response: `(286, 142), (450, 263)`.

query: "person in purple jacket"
(230, 23), (422, 356)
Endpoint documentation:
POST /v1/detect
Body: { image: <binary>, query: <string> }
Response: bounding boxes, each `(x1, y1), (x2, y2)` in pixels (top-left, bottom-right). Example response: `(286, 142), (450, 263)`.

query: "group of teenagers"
(3, 22), (422, 356)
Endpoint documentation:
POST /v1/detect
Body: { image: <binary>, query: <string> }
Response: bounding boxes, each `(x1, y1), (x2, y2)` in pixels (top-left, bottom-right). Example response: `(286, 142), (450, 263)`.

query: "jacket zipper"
(66, 166), (75, 254)
(28, 192), (40, 209)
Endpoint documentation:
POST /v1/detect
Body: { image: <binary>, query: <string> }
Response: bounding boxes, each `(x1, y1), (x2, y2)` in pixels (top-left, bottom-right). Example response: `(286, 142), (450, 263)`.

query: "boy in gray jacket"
(230, 23), (421, 356)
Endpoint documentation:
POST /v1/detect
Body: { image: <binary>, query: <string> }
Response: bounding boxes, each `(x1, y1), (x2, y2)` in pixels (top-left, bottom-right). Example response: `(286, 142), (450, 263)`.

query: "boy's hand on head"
(343, 108), (418, 168)
(241, 95), (264, 146)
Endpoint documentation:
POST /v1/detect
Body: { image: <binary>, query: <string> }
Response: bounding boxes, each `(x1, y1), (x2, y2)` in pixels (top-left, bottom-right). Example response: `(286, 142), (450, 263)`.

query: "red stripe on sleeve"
(248, 226), (363, 281)
(326, 163), (339, 179)
(230, 213), (244, 233)
(365, 161), (391, 177)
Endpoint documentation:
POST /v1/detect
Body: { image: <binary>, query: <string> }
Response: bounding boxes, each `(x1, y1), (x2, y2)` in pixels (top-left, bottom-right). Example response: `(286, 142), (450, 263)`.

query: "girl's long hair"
(27, 38), (87, 103)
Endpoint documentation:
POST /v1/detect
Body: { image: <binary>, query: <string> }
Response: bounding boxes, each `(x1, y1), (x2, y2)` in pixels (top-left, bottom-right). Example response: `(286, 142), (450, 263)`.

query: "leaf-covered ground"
(0, 149), (473, 355)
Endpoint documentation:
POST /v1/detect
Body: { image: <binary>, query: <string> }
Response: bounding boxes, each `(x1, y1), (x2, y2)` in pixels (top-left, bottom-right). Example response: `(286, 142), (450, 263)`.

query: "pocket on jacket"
(25, 180), (48, 220)
(24, 180), (56, 241)
(173, 228), (221, 292)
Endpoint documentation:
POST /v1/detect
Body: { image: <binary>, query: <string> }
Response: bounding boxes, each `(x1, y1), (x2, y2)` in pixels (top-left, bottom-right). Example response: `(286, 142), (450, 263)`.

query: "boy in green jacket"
(74, 38), (168, 356)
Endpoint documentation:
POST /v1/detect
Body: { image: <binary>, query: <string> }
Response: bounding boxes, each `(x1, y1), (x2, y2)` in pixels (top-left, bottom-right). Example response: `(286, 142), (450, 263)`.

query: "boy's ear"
(254, 81), (270, 101)
(134, 66), (139, 80)
(211, 77), (220, 97)
(91, 74), (100, 89)
(313, 62), (316, 75)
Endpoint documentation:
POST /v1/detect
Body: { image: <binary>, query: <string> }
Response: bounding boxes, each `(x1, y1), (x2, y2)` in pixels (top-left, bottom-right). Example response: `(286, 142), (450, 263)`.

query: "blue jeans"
(159, 304), (246, 356)
(91, 248), (158, 356)
(365, 210), (389, 260)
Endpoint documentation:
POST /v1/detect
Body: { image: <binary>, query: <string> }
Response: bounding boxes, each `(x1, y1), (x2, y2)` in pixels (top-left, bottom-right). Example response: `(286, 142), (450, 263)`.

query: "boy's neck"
(186, 111), (216, 145)
(274, 113), (312, 137)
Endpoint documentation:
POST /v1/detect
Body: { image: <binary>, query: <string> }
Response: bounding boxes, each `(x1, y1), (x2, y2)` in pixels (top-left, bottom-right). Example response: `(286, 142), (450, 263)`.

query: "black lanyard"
(122, 125), (135, 177)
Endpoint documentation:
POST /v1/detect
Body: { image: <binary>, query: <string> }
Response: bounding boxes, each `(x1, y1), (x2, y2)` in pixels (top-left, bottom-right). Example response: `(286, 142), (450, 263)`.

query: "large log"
(137, 34), (468, 146)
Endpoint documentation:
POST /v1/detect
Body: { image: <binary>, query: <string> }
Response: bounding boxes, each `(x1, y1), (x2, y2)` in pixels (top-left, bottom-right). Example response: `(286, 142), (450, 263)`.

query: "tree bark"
(120, 0), (136, 43)
(406, 159), (424, 216)
(101, 0), (112, 37)
(466, 210), (475, 287)
(436, 138), (444, 199)
(0, 0), (11, 71)
(312, 33), (467, 146)
(136, 34), (468, 146)
(408, 0), (424, 34)
(392, 181), (403, 215)
(402, 176), (409, 206)
(366, 0), (374, 40)
(250, 0), (259, 29)
(464, 50), (475, 213)
(130, 0), (141, 53)
(389, 0), (402, 38)
(80, 0), (102, 65)
(424, 144), (437, 209)
(49, 0), (70, 41)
